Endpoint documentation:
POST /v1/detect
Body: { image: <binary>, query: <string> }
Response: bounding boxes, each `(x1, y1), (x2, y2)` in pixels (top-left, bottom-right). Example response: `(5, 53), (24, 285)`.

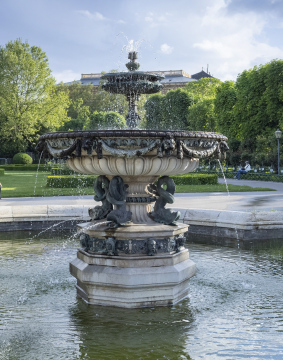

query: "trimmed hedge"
(50, 168), (77, 175)
(172, 173), (218, 185)
(0, 164), (51, 171)
(46, 173), (217, 188)
(13, 153), (33, 164)
(200, 170), (283, 183)
(46, 175), (97, 188)
(0, 168), (4, 176)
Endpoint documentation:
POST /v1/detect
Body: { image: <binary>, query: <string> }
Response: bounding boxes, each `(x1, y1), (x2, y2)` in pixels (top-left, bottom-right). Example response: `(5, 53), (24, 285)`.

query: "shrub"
(0, 164), (50, 171)
(83, 111), (126, 130)
(0, 168), (5, 176)
(47, 174), (217, 189)
(13, 153), (33, 165)
(172, 174), (218, 185)
(50, 168), (77, 175)
(46, 175), (97, 188)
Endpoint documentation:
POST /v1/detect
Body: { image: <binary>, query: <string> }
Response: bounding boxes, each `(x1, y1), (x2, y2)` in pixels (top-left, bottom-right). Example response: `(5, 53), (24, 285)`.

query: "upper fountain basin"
(37, 129), (228, 177)
(101, 71), (164, 95)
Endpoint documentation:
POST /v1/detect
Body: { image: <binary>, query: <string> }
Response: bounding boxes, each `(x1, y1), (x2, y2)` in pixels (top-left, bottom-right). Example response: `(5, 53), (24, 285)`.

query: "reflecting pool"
(1, 231), (283, 359)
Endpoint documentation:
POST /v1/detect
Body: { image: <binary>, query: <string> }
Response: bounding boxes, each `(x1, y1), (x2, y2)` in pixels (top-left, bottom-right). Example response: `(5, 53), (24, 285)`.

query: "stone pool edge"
(1, 205), (282, 248)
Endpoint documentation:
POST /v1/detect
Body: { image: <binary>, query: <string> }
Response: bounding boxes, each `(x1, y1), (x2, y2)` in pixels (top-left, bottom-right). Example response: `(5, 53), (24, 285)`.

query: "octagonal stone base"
(70, 249), (196, 308)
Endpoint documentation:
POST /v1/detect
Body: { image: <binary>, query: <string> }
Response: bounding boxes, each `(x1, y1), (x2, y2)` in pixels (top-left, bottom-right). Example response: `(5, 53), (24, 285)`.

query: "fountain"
(36, 51), (228, 308)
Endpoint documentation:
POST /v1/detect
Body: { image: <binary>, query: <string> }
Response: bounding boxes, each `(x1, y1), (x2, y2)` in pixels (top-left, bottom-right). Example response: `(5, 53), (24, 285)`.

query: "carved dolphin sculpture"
(149, 176), (180, 226)
(106, 176), (132, 227)
(88, 175), (113, 220)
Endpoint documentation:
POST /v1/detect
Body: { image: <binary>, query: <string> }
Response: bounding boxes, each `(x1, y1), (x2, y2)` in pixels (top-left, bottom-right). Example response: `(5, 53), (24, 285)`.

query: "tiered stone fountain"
(37, 52), (228, 308)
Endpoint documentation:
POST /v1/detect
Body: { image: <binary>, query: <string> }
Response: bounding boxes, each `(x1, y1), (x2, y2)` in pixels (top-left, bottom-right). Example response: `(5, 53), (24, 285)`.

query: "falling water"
(218, 159), (240, 247)
(33, 151), (43, 196)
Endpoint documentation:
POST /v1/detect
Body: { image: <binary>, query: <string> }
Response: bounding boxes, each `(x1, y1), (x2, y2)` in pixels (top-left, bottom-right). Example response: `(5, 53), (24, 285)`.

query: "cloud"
(53, 70), (81, 84)
(145, 12), (154, 22)
(77, 10), (106, 20)
(160, 43), (173, 54)
(192, 0), (283, 79)
(226, 0), (283, 17)
(144, 11), (171, 26)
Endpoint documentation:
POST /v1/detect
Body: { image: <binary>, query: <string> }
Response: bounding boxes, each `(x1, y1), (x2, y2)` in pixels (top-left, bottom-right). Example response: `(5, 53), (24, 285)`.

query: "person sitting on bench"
(234, 161), (251, 180)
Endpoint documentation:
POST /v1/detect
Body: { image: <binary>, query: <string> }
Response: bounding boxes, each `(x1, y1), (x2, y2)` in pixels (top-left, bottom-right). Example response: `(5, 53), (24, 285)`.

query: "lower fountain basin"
(2, 232), (283, 359)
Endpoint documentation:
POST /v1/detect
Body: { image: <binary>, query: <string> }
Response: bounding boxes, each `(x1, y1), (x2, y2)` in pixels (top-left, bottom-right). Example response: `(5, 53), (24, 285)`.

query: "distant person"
(234, 161), (251, 180)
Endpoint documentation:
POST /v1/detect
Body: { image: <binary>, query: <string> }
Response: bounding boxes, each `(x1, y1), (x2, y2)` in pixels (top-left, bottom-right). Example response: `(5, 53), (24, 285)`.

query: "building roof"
(78, 69), (198, 86)
(161, 75), (196, 84)
(64, 69), (214, 87)
(191, 70), (213, 80)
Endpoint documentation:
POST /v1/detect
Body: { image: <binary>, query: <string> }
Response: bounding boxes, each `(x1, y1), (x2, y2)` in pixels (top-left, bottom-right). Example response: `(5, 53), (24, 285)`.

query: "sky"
(1, 0), (283, 83)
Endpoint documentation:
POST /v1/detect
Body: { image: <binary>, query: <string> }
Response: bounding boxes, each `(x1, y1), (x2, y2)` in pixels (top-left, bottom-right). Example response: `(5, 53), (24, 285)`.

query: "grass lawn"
(175, 184), (275, 193)
(0, 171), (275, 198)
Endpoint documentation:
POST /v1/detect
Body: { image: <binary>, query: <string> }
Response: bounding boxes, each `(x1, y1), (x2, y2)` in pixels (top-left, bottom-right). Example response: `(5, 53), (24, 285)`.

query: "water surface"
(1, 232), (283, 359)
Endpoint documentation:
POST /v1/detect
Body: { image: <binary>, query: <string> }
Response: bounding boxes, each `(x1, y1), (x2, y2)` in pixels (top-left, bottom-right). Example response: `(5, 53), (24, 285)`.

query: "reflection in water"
(70, 301), (193, 359)
(0, 232), (283, 359)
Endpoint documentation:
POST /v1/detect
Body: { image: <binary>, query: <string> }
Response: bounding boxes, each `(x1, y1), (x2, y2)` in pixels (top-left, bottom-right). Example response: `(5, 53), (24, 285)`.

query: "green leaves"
(144, 89), (193, 130)
(83, 111), (126, 130)
(0, 39), (69, 156)
(216, 61), (283, 140)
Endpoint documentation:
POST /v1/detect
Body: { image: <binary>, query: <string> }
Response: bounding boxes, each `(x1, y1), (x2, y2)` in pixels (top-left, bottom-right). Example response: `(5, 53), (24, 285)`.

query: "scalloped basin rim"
(101, 71), (165, 80)
(38, 130), (228, 141)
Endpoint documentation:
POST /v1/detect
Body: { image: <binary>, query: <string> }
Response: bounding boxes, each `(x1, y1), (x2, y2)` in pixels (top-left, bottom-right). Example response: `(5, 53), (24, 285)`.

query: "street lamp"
(275, 129), (282, 175)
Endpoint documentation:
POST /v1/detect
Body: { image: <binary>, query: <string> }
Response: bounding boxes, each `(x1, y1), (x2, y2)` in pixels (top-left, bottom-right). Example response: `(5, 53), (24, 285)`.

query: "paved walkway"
(1, 178), (283, 213)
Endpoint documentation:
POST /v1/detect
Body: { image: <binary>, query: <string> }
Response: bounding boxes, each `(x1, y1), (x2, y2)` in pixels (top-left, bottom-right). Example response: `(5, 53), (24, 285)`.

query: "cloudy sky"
(1, 0), (283, 83)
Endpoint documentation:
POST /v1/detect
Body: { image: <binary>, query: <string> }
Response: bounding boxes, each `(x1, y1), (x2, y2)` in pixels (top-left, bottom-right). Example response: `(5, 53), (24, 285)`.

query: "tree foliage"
(184, 77), (222, 101)
(144, 89), (193, 130)
(0, 39), (69, 156)
(162, 89), (193, 129)
(144, 94), (164, 129)
(215, 61), (283, 140)
(185, 77), (221, 131)
(214, 80), (237, 137)
(187, 98), (216, 131)
(83, 111), (126, 130)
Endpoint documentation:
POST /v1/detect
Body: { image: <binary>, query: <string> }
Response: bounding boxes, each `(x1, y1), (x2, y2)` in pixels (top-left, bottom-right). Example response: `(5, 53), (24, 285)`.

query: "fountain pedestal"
(70, 221), (196, 308)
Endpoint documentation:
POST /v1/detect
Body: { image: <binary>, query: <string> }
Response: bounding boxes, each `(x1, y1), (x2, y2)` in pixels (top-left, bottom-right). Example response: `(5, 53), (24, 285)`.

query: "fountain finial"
(101, 51), (164, 128)
(126, 51), (140, 71)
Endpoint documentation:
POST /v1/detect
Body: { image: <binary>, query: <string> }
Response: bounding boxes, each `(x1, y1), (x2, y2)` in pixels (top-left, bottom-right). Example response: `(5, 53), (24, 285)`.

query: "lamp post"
(275, 129), (282, 176)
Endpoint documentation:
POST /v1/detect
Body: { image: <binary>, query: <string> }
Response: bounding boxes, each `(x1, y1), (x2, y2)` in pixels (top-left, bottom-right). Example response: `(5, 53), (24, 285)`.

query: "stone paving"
(1, 178), (283, 213)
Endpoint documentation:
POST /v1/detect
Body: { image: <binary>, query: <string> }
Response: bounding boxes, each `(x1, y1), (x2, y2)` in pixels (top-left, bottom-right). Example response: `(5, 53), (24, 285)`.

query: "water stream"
(218, 160), (240, 247)
(33, 151), (43, 196)
(1, 231), (283, 360)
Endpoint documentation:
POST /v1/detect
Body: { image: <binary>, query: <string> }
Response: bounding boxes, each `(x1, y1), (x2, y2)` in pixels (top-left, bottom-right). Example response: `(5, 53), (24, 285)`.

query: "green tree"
(184, 77), (222, 101)
(162, 89), (193, 130)
(57, 82), (94, 118)
(185, 77), (222, 132)
(59, 98), (90, 131)
(144, 93), (164, 129)
(83, 111), (126, 130)
(0, 39), (69, 156)
(187, 98), (216, 131)
(262, 60), (283, 130)
(232, 61), (283, 139)
(214, 80), (237, 137)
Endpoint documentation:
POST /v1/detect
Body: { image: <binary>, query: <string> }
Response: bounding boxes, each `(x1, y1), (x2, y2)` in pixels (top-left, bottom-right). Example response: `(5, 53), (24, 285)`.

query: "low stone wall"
(1, 205), (283, 248)
(0, 205), (89, 231)
(180, 209), (283, 249)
